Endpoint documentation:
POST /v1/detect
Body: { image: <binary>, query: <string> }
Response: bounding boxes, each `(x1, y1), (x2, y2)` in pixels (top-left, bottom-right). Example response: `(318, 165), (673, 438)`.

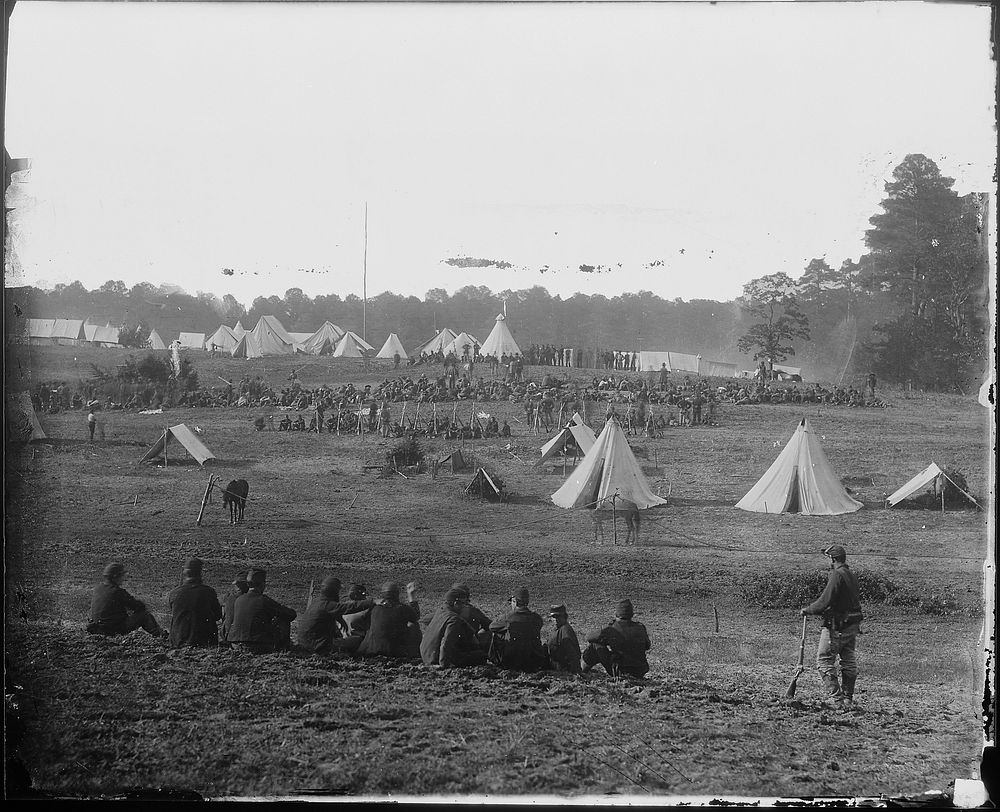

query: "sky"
(4, 1), (996, 306)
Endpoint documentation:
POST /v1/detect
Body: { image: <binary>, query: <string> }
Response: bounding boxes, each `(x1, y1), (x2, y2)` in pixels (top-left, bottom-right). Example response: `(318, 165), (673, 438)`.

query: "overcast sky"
(4, 1), (996, 305)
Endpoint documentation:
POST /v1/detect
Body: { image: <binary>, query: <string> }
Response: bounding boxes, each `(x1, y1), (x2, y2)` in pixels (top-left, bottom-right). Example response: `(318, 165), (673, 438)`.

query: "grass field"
(4, 344), (992, 800)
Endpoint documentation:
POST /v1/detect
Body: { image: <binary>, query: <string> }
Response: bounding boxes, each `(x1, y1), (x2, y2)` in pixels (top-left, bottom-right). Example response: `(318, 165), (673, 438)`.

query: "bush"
(737, 568), (977, 616)
(386, 437), (424, 467)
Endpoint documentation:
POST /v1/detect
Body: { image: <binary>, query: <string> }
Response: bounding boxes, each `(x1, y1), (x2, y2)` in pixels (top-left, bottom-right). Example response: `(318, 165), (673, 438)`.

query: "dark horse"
(222, 479), (249, 525)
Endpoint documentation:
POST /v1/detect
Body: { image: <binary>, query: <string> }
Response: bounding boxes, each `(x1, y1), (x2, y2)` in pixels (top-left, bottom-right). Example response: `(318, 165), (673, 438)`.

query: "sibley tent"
(376, 333), (409, 360)
(735, 417), (862, 515)
(551, 417), (666, 510)
(479, 314), (522, 358)
(138, 424), (216, 466)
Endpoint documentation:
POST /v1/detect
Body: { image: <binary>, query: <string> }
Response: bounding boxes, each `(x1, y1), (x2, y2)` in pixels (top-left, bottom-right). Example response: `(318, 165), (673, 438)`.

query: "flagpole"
(363, 202), (368, 343)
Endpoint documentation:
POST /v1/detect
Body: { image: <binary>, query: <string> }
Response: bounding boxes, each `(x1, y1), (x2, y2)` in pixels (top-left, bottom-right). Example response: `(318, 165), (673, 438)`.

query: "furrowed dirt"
(5, 346), (991, 799)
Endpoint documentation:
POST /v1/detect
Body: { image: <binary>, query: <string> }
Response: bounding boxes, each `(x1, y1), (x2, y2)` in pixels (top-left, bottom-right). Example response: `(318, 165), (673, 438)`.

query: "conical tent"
(138, 424), (215, 466)
(247, 315), (294, 356)
(148, 329), (168, 350)
(300, 321), (345, 355)
(886, 463), (944, 507)
(376, 333), (409, 359)
(479, 313), (522, 358)
(414, 328), (457, 356)
(232, 321), (246, 338)
(206, 324), (238, 352)
(443, 332), (479, 358)
(333, 331), (372, 358)
(551, 418), (666, 510)
(736, 418), (862, 515)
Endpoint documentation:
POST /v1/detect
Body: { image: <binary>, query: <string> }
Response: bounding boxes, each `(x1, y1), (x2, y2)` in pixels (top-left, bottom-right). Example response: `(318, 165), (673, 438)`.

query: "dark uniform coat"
(421, 605), (484, 667)
(297, 598), (375, 653)
(587, 619), (651, 677)
(168, 579), (222, 647)
(89, 581), (147, 636)
(226, 589), (297, 644)
(500, 607), (546, 672)
(546, 623), (582, 673)
(804, 562), (864, 629)
(357, 601), (420, 657)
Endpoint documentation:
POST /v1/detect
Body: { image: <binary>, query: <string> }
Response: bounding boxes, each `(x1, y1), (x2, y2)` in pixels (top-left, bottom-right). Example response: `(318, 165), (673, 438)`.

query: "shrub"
(386, 437), (423, 467)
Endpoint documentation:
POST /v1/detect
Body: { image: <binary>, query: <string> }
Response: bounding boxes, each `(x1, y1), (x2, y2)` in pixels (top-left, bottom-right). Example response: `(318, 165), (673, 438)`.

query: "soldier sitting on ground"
(450, 582), (493, 650)
(545, 604), (582, 673)
(168, 558), (222, 648)
(420, 588), (489, 668)
(220, 571), (250, 644)
(582, 599), (651, 679)
(87, 562), (166, 639)
(357, 581), (421, 659)
(297, 576), (376, 655)
(341, 583), (372, 638)
(226, 568), (297, 654)
(490, 587), (547, 673)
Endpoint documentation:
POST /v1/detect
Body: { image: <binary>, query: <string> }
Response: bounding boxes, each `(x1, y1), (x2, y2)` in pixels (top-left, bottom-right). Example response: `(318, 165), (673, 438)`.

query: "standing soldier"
(801, 545), (864, 708)
(87, 408), (97, 442)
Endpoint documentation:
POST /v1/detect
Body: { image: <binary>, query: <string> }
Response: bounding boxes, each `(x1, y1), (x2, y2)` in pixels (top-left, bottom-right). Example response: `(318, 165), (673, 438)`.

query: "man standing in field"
(87, 408), (97, 441)
(227, 568), (297, 654)
(582, 599), (651, 678)
(545, 604), (582, 673)
(801, 545), (864, 708)
(168, 558), (222, 647)
(87, 563), (166, 638)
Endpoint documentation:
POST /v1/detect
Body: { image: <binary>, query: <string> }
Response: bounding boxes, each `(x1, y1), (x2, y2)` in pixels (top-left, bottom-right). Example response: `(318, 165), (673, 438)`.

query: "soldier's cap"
(821, 545), (847, 560)
(511, 587), (530, 605)
(248, 568), (267, 587)
(444, 588), (466, 605)
(450, 582), (471, 599)
(380, 581), (402, 601)
(233, 573), (250, 589)
(616, 599), (635, 619)
(548, 604), (568, 617)
(184, 557), (203, 576)
(103, 562), (125, 580)
(320, 576), (342, 597)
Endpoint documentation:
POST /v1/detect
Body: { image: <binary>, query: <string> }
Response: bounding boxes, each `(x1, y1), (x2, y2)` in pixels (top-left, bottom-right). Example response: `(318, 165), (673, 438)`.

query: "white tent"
(551, 418), (666, 510)
(83, 323), (99, 342)
(27, 318), (55, 344)
(288, 332), (313, 346)
(700, 359), (738, 378)
(638, 351), (701, 373)
(298, 321), (345, 355)
(736, 418), (862, 515)
(148, 329), (168, 350)
(443, 331), (479, 358)
(414, 328), (457, 356)
(333, 331), (373, 358)
(177, 332), (206, 350)
(538, 413), (597, 466)
(376, 333), (409, 360)
(206, 325), (239, 352)
(886, 463), (944, 507)
(92, 325), (120, 347)
(231, 332), (262, 359)
(479, 314), (522, 358)
(138, 424), (216, 466)
(232, 321), (246, 338)
(246, 315), (295, 356)
(7, 392), (47, 442)
(50, 319), (87, 345)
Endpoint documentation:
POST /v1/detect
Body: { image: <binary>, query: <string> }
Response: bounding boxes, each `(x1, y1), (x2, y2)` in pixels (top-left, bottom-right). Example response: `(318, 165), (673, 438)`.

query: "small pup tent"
(886, 463), (982, 509)
(147, 329), (168, 350)
(479, 313), (522, 358)
(138, 424), (216, 466)
(736, 417), (862, 515)
(537, 413), (597, 466)
(551, 417), (666, 510)
(299, 321), (345, 355)
(376, 333), (409, 360)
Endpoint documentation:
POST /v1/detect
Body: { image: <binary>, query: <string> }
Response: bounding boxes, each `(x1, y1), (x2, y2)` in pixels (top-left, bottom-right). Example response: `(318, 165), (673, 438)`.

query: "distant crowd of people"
(87, 560), (652, 678)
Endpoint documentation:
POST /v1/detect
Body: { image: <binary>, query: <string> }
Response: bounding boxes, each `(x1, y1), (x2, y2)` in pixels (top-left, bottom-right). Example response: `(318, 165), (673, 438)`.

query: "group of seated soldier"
(87, 561), (652, 678)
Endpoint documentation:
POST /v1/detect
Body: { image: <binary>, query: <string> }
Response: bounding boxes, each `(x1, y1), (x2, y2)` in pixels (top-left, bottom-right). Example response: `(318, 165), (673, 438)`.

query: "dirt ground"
(4, 345), (992, 800)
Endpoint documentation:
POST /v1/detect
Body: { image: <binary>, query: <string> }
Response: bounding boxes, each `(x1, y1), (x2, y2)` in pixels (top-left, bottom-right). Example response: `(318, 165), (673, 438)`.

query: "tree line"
(14, 156), (989, 391)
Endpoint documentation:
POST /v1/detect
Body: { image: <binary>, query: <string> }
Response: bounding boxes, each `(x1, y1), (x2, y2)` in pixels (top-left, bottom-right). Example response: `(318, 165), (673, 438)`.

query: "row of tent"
(635, 351), (802, 380)
(26, 319), (121, 347)
(542, 415), (973, 515)
(148, 313), (524, 361)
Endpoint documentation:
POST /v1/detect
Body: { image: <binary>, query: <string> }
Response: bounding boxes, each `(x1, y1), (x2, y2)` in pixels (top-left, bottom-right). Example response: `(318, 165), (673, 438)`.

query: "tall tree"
(736, 273), (810, 364)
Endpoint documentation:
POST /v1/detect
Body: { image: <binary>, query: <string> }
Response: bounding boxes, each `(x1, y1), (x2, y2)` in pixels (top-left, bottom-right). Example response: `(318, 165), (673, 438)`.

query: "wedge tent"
(479, 313), (522, 358)
(247, 315), (295, 355)
(206, 325), (239, 352)
(231, 332), (262, 359)
(551, 418), (666, 510)
(376, 333), (409, 360)
(177, 332), (206, 350)
(299, 321), (345, 355)
(232, 321), (246, 338)
(736, 418), (862, 515)
(414, 328), (456, 356)
(885, 463), (944, 507)
(443, 332), (479, 358)
(538, 414), (597, 466)
(147, 329), (168, 350)
(138, 424), (216, 466)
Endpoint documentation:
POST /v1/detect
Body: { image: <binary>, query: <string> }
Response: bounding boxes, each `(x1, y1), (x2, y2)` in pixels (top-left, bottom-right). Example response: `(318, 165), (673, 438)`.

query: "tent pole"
(196, 476), (215, 526)
(612, 495), (618, 546)
(163, 428), (168, 468)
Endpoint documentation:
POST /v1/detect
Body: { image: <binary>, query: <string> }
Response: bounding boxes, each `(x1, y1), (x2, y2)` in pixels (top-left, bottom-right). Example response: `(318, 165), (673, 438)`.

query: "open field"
(5, 344), (992, 800)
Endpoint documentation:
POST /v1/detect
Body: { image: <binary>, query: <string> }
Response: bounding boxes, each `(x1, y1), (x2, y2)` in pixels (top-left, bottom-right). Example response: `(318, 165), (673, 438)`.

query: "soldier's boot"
(841, 675), (857, 709)
(821, 675), (844, 707)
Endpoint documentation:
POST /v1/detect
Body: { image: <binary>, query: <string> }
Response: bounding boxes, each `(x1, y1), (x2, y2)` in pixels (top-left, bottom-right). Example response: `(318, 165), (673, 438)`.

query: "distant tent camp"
(49, 319), (87, 345)
(735, 418), (862, 515)
(232, 321), (246, 338)
(206, 325), (239, 353)
(147, 329), (168, 350)
(414, 328), (457, 357)
(299, 321), (345, 355)
(6, 392), (47, 442)
(443, 332), (479, 358)
(90, 325), (120, 347)
(247, 315), (295, 356)
(637, 351), (701, 373)
(138, 424), (216, 466)
(177, 332), (206, 350)
(538, 413), (597, 467)
(333, 331), (373, 358)
(479, 313), (522, 358)
(376, 333), (409, 360)
(699, 359), (738, 378)
(551, 418), (666, 510)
